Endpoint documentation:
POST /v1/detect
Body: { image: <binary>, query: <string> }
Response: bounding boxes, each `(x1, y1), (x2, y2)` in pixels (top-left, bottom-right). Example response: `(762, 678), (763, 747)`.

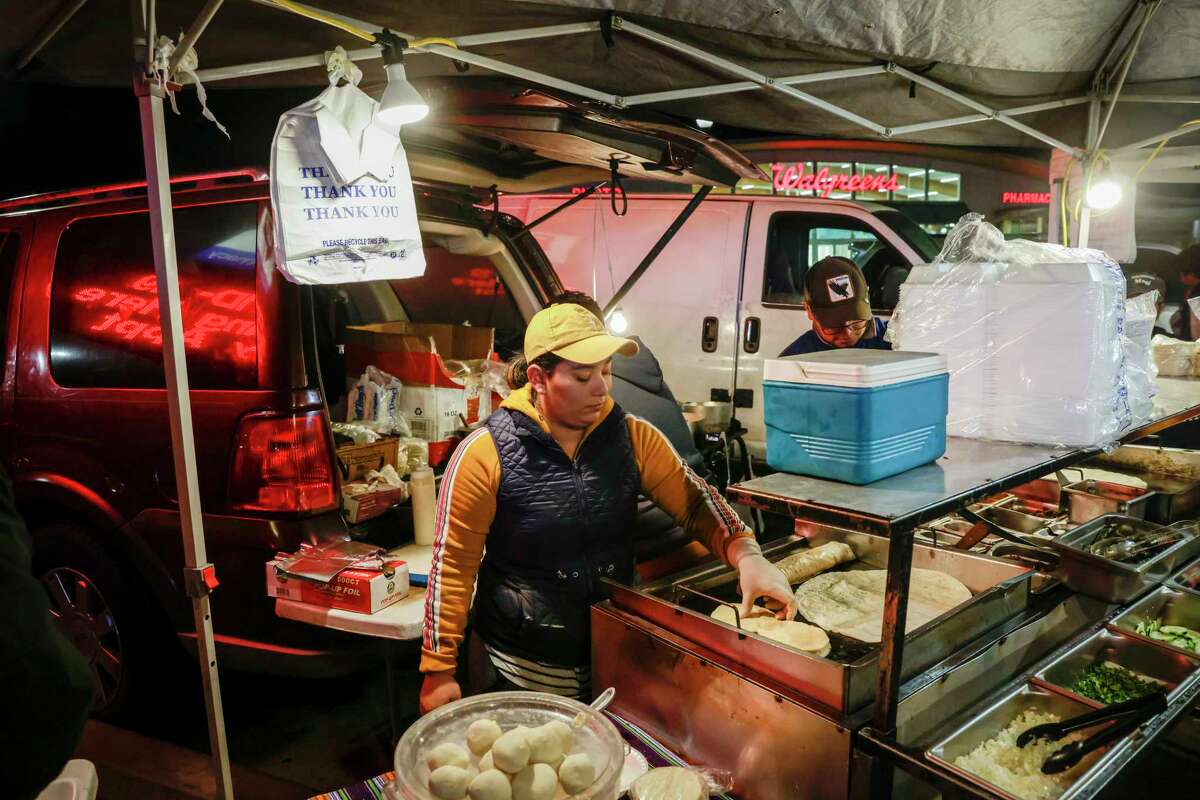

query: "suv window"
(764, 212), (910, 311)
(51, 204), (260, 389)
(390, 246), (524, 358)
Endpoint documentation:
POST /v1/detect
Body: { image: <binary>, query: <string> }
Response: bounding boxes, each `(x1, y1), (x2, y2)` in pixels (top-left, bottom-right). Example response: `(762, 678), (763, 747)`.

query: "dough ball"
(468, 769), (513, 800)
(492, 729), (532, 774)
(540, 720), (573, 755)
(511, 763), (557, 800)
(428, 742), (471, 771)
(467, 719), (504, 756)
(478, 750), (495, 773)
(429, 765), (471, 800)
(630, 767), (705, 800)
(557, 753), (597, 795)
(526, 725), (564, 765)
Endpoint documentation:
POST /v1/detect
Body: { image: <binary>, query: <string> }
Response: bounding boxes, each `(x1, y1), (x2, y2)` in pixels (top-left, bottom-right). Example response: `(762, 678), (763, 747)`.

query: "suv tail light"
(229, 411), (337, 513)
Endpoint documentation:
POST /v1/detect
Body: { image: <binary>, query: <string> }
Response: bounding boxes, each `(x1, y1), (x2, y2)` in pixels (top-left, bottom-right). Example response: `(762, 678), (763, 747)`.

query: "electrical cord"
(266, 1), (460, 51)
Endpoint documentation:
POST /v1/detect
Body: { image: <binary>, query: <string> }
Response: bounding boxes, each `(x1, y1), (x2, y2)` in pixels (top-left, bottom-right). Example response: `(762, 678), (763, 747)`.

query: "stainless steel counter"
(728, 377), (1200, 535)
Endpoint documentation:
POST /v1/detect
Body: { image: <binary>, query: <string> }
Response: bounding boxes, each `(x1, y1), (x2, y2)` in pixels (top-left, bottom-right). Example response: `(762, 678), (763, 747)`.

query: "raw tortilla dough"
(468, 769), (513, 800)
(558, 753), (597, 795)
(540, 720), (573, 756)
(511, 763), (557, 800)
(428, 742), (471, 771)
(794, 569), (971, 643)
(492, 729), (532, 774)
(526, 725), (564, 765)
(430, 765), (472, 800)
(467, 719), (504, 756)
(711, 605), (831, 658)
(630, 767), (706, 800)
(773, 542), (856, 585)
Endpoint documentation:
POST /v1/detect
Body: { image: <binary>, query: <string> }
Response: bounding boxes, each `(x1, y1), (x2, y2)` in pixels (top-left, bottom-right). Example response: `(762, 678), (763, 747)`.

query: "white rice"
(953, 709), (1089, 800)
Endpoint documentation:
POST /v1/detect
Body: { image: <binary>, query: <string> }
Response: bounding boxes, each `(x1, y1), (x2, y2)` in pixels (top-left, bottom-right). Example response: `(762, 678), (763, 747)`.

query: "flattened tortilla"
(710, 605), (831, 657)
(794, 569), (972, 643)
(774, 542), (856, 585)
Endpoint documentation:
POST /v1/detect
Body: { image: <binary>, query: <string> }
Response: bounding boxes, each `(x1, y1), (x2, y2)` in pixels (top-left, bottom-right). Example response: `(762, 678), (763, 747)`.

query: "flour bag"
(270, 50), (425, 284)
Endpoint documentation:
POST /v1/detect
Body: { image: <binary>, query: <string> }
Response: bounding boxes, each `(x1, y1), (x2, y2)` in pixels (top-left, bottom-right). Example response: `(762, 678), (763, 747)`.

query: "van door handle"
(701, 316), (719, 353)
(742, 316), (761, 354)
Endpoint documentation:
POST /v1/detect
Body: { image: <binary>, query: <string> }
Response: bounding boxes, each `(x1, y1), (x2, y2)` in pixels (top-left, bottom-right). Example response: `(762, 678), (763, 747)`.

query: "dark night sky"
(1, 82), (316, 199)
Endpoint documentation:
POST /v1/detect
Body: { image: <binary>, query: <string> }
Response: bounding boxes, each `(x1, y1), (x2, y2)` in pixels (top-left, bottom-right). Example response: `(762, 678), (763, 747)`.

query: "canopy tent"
(6, 2), (1200, 798)
(6, 0), (1200, 152)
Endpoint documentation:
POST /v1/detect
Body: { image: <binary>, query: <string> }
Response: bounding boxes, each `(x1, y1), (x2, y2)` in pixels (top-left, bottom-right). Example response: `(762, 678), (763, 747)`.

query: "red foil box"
(266, 557), (410, 614)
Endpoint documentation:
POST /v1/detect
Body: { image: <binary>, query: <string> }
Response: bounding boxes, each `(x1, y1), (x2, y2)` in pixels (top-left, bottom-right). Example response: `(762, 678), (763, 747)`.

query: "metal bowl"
(697, 400), (733, 434)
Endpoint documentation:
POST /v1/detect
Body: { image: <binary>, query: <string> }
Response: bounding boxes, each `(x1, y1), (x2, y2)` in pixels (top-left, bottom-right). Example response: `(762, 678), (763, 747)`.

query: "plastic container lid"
(764, 349), (948, 388)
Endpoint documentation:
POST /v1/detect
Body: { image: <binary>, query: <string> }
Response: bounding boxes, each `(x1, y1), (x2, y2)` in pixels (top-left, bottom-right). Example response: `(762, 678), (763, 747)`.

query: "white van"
(498, 193), (942, 456)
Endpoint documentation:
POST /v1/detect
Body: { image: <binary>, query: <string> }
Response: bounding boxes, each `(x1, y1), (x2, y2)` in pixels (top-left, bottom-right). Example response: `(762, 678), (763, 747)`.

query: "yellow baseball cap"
(524, 303), (639, 364)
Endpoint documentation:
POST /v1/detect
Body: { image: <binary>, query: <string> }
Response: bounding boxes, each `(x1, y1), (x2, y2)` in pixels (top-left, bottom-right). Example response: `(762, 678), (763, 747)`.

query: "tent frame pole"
(889, 97), (1090, 136)
(169, 0), (226, 72)
(132, 3), (234, 796)
(890, 64), (1081, 154)
(417, 43), (621, 105)
(1093, 0), (1160, 152)
(616, 18), (886, 133)
(622, 65), (886, 106)
(137, 81), (235, 800)
(1114, 122), (1200, 153)
(192, 21), (602, 85)
(15, 0), (90, 70)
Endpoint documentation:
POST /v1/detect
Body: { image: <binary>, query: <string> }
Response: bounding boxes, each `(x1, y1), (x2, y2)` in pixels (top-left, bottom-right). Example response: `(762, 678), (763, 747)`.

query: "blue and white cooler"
(763, 350), (949, 484)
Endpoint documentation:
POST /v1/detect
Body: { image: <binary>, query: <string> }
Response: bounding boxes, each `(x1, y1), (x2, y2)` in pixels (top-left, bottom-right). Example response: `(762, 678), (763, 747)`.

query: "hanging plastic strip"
(150, 35), (229, 138)
(324, 44), (363, 86)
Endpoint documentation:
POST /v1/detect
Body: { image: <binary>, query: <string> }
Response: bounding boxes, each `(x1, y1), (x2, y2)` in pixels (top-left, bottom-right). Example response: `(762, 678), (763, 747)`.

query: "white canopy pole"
(132, 3), (234, 797)
(15, 0), (90, 70)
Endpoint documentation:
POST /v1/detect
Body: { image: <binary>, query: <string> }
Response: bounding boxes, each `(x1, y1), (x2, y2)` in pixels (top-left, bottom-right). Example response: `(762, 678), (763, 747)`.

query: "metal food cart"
(592, 377), (1200, 799)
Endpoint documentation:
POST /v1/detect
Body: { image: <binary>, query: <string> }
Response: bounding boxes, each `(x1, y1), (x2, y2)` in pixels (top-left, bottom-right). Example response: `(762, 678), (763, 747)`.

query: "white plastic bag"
(269, 52), (425, 285)
(889, 214), (1131, 447)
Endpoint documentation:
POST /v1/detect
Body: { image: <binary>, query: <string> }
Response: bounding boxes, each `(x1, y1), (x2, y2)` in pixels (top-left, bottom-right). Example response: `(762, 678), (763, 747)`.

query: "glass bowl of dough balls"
(392, 691), (625, 800)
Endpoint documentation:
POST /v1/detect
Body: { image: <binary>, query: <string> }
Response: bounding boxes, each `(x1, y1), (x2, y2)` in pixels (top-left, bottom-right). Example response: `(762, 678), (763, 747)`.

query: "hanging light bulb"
(376, 32), (429, 127)
(1086, 179), (1122, 210)
(607, 307), (629, 335)
(1085, 166), (1123, 211)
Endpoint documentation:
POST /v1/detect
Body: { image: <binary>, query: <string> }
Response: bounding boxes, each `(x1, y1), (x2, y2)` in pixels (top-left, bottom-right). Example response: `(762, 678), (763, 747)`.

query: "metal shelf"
(728, 378), (1200, 536)
(723, 376), (1200, 797)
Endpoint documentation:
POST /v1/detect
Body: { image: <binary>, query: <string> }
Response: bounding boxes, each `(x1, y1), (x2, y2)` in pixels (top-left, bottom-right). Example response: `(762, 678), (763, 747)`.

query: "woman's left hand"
(737, 554), (796, 620)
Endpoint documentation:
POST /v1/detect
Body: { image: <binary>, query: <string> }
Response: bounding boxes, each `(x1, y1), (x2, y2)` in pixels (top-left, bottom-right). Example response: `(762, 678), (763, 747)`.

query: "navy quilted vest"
(475, 403), (639, 668)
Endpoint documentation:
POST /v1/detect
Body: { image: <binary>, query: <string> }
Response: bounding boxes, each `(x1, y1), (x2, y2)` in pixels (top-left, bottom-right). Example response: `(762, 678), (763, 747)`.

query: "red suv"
(0, 91), (754, 716)
(0, 168), (565, 715)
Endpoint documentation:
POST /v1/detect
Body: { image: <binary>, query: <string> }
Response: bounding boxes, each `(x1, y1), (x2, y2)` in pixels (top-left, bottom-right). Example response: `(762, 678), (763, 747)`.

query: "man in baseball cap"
(779, 256), (892, 356)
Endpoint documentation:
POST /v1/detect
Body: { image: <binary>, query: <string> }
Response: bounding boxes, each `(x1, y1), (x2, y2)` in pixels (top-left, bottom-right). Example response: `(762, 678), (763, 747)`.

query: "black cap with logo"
(804, 256), (872, 327)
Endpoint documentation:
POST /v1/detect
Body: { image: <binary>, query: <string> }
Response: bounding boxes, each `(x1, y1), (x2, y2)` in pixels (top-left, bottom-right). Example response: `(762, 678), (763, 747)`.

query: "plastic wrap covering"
(1124, 291), (1160, 426)
(1152, 335), (1200, 377)
(888, 214), (1131, 447)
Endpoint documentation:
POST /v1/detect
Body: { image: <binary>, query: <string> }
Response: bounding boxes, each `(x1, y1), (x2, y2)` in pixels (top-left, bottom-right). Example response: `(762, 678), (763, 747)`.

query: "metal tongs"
(1016, 691), (1167, 775)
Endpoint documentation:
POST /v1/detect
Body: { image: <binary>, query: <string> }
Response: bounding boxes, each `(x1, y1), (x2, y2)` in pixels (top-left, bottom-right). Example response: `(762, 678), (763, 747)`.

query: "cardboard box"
(342, 484), (408, 524)
(266, 557), (410, 614)
(344, 322), (495, 388)
(336, 438), (400, 482)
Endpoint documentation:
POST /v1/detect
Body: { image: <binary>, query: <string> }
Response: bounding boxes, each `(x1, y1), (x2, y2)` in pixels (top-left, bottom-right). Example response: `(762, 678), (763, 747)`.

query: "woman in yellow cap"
(419, 303), (795, 712)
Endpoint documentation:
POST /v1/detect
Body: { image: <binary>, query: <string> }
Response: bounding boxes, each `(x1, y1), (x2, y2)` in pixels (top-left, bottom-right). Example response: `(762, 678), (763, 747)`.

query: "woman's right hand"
(419, 672), (463, 714)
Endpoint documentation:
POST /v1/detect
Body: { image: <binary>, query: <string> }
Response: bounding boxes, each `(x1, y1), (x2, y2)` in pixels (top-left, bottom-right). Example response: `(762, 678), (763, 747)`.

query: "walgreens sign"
(770, 162), (900, 197)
